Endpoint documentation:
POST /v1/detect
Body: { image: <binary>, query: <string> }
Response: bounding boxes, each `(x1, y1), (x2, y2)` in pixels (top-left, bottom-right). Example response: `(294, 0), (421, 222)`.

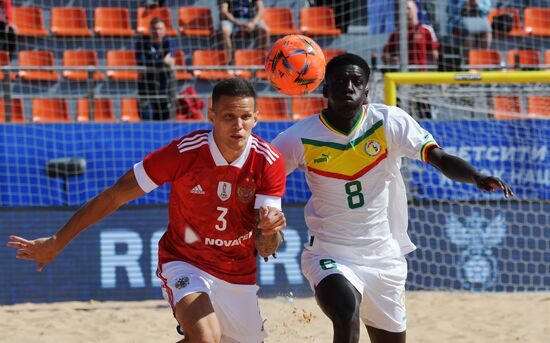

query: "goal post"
(384, 71), (550, 106)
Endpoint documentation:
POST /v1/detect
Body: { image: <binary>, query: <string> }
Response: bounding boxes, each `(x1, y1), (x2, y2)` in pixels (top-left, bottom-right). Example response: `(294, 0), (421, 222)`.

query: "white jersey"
(272, 103), (438, 256)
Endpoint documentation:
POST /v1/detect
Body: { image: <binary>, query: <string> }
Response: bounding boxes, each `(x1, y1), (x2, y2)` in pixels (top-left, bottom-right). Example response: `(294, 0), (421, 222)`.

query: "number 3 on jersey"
(215, 206), (228, 231)
(345, 181), (364, 209)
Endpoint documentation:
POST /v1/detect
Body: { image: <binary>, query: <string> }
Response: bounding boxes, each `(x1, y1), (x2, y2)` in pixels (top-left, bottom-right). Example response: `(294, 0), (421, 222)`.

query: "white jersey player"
(272, 53), (513, 343)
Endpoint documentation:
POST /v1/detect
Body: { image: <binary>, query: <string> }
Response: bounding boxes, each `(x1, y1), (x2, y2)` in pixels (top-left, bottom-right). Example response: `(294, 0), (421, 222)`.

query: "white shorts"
(301, 238), (408, 332)
(157, 261), (267, 343)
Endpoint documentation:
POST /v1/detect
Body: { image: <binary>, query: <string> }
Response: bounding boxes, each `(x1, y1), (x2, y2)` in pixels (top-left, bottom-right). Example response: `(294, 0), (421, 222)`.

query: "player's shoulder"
(419, 23), (437, 34)
(367, 103), (417, 130)
(171, 129), (211, 153)
(278, 114), (321, 139)
(369, 103), (411, 120)
(250, 133), (283, 164)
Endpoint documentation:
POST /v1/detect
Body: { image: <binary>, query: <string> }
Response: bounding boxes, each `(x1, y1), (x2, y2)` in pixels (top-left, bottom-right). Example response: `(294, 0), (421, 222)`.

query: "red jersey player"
(8, 78), (287, 343)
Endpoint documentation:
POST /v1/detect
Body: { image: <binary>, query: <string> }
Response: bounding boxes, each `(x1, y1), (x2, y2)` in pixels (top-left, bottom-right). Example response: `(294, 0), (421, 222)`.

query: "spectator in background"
(142, 0), (165, 7)
(383, 0), (438, 118)
(0, 0), (16, 60)
(383, 0), (439, 67)
(448, 0), (492, 53)
(219, 0), (269, 64)
(136, 18), (176, 121)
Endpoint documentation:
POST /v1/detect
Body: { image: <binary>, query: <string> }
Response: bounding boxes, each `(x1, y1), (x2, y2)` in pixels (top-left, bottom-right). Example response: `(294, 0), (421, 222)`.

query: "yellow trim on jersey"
(421, 141), (439, 162)
(319, 105), (366, 136)
(301, 120), (388, 180)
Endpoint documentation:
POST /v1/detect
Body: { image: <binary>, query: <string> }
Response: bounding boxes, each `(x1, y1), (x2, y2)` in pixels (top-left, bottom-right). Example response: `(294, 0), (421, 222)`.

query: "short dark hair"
(325, 53), (371, 80)
(150, 17), (164, 28)
(212, 78), (257, 106)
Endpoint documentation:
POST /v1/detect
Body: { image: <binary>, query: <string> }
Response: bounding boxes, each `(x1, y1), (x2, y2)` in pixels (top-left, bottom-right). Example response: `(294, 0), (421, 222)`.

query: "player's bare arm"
(427, 147), (514, 197)
(6, 169), (146, 271)
(254, 206), (286, 261)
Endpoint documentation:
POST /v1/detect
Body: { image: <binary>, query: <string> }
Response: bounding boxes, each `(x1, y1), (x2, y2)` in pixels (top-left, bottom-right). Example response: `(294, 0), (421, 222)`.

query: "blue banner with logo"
(0, 120), (548, 207)
(1, 202), (548, 305)
(409, 119), (549, 201)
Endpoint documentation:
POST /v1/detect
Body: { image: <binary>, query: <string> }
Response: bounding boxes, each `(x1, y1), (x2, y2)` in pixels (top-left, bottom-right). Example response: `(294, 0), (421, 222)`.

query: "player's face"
(151, 22), (166, 41)
(324, 64), (368, 115)
(209, 95), (258, 162)
(407, 1), (418, 24)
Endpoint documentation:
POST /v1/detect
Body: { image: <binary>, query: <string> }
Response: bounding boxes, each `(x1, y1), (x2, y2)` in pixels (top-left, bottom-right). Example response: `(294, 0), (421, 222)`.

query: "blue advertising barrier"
(1, 202), (548, 305)
(410, 119), (550, 201)
(0, 119), (548, 207)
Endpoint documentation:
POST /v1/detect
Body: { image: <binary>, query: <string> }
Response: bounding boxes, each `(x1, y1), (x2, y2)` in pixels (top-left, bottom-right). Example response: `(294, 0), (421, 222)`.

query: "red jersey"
(383, 23), (439, 65)
(134, 130), (286, 284)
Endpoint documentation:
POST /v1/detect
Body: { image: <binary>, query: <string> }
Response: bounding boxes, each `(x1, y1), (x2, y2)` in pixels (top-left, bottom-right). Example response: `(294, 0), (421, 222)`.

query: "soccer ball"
(265, 35), (326, 96)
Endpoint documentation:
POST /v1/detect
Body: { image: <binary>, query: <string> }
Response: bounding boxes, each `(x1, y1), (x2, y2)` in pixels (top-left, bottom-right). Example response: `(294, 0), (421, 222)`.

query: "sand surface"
(1, 292), (548, 343)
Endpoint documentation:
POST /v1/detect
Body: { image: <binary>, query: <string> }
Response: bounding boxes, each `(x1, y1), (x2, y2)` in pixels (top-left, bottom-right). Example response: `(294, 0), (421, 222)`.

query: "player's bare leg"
(366, 325), (406, 343)
(221, 25), (233, 64)
(315, 274), (362, 343)
(257, 26), (269, 51)
(174, 292), (221, 343)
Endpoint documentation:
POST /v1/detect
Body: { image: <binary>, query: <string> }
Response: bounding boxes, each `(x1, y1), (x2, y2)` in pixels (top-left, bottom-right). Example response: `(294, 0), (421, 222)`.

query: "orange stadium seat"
(12, 7), (48, 37)
(257, 97), (289, 121)
(62, 50), (105, 81)
(487, 8), (525, 36)
(291, 97), (326, 120)
(106, 50), (139, 80)
(18, 51), (59, 81)
(94, 8), (134, 36)
(506, 50), (541, 69)
(323, 49), (346, 62)
(468, 49), (502, 70)
(523, 8), (550, 36)
(137, 7), (178, 36)
(234, 50), (268, 80)
(50, 7), (92, 37)
(545, 50), (550, 66)
(527, 96), (550, 117)
(178, 7), (214, 36)
(300, 7), (341, 36)
(263, 8), (299, 35)
(0, 99), (25, 123)
(493, 96), (522, 119)
(174, 51), (193, 81)
(121, 98), (141, 122)
(76, 99), (116, 122)
(192, 50), (233, 80)
(32, 99), (70, 122)
(0, 51), (15, 80)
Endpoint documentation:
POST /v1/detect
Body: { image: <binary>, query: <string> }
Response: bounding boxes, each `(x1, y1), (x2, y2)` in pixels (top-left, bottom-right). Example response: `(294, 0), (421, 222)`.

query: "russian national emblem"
(446, 210), (507, 290)
(237, 178), (256, 203)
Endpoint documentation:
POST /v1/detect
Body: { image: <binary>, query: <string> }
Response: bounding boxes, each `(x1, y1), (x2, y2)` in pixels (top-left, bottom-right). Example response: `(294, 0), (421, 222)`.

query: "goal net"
(1, 0), (549, 305)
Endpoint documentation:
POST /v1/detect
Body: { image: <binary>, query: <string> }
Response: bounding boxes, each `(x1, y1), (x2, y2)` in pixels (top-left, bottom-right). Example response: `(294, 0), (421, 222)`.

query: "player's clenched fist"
(255, 206), (286, 260)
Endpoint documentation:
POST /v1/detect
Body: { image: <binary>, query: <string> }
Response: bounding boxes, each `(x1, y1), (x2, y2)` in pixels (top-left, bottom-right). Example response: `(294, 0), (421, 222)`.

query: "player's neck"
(323, 106), (363, 135)
(213, 138), (245, 164)
(218, 147), (243, 164)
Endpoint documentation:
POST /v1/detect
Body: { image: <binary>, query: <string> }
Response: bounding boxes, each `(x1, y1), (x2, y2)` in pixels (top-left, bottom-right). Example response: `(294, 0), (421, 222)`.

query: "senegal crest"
(365, 140), (381, 157)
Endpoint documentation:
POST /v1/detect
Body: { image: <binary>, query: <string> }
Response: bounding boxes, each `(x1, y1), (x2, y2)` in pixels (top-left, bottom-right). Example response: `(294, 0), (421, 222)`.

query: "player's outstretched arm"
(427, 147), (514, 198)
(254, 206), (286, 261)
(6, 169), (146, 271)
